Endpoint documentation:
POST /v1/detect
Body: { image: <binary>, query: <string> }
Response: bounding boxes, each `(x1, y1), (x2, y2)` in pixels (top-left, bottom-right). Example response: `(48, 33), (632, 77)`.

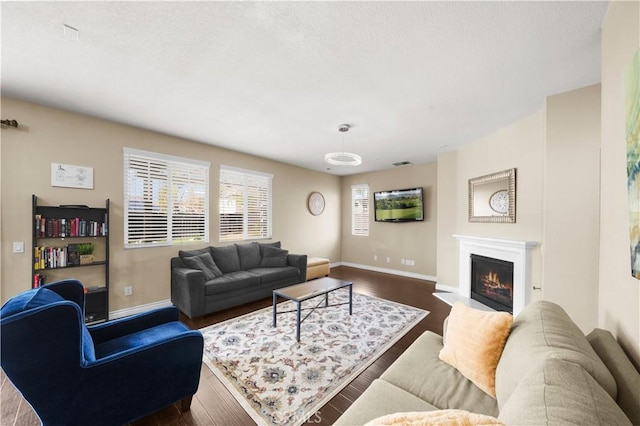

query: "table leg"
(325, 292), (329, 307)
(349, 284), (353, 315)
(273, 293), (277, 327)
(296, 301), (301, 342)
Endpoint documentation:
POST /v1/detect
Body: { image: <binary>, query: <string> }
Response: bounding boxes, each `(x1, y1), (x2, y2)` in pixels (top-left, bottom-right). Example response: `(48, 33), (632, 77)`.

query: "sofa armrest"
(287, 254), (308, 282)
(79, 331), (204, 425)
(88, 307), (180, 344)
(587, 328), (640, 425)
(171, 267), (206, 318)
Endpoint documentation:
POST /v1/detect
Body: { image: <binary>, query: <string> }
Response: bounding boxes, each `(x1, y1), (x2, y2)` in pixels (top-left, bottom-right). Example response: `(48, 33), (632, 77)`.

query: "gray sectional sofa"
(335, 300), (640, 425)
(170, 242), (307, 318)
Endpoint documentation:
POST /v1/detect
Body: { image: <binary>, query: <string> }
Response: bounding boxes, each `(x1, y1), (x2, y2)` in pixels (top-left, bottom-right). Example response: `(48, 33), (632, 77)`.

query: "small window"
(219, 166), (272, 242)
(124, 148), (209, 248)
(352, 184), (369, 236)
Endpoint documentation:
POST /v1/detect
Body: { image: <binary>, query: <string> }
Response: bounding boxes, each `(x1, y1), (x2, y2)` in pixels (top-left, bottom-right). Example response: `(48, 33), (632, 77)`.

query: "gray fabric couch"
(335, 300), (640, 425)
(170, 242), (307, 318)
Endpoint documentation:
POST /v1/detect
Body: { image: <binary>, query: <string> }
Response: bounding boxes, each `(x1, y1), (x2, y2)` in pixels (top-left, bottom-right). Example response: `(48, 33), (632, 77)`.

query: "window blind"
(352, 184), (369, 236)
(124, 148), (209, 248)
(220, 166), (272, 242)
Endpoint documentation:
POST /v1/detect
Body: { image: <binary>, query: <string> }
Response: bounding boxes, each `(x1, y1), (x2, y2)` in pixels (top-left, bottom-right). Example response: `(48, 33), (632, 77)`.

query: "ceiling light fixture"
(324, 124), (362, 166)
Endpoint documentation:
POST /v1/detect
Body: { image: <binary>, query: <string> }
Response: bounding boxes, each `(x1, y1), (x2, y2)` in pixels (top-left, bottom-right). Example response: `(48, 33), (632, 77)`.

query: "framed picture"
(625, 49), (640, 280)
(51, 163), (94, 189)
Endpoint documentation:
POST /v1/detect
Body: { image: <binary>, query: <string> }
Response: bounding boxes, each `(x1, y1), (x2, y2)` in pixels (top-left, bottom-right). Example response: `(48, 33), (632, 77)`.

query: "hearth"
(471, 254), (514, 313)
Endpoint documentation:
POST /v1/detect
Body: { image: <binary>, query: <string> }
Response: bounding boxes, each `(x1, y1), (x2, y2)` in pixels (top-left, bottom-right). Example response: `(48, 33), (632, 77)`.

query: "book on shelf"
(34, 215), (108, 238)
(67, 244), (80, 266)
(34, 246), (68, 270)
(33, 273), (45, 288)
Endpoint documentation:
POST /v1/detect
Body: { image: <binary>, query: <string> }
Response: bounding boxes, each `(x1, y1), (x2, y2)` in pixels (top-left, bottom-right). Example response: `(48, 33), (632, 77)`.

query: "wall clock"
(308, 192), (325, 216)
(489, 190), (509, 214)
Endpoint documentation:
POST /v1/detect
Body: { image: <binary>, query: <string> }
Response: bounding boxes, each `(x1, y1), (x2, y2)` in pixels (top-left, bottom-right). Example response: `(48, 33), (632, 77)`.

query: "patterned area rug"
(201, 291), (428, 426)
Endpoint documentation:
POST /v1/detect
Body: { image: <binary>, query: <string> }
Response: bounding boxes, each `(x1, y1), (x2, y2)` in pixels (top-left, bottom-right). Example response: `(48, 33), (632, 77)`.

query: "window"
(352, 184), (369, 236)
(124, 148), (209, 248)
(219, 165), (272, 242)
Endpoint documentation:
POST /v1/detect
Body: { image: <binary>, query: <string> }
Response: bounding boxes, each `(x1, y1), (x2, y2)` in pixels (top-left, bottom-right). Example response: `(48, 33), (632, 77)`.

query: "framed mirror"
(468, 168), (516, 223)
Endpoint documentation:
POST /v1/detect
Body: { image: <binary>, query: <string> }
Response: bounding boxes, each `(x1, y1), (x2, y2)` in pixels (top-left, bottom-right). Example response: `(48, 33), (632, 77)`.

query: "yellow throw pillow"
(364, 409), (505, 426)
(438, 303), (513, 398)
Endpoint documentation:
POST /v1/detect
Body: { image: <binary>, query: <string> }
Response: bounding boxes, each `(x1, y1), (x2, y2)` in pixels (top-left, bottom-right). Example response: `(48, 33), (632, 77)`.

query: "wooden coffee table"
(272, 277), (353, 342)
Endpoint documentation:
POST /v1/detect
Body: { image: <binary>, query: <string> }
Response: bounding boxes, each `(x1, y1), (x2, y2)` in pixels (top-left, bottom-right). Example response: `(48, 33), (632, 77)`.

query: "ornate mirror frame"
(468, 168), (516, 223)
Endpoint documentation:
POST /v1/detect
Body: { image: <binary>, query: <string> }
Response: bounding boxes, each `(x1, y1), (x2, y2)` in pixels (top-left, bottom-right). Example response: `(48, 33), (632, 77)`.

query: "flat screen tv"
(374, 187), (424, 222)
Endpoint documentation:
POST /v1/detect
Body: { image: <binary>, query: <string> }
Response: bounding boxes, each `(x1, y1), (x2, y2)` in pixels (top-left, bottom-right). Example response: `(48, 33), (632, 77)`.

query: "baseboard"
(434, 283), (459, 293)
(109, 299), (173, 320)
(337, 262), (437, 282)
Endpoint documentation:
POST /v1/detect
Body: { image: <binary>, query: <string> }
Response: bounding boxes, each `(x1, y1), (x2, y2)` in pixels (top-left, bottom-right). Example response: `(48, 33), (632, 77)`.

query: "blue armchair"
(0, 279), (204, 426)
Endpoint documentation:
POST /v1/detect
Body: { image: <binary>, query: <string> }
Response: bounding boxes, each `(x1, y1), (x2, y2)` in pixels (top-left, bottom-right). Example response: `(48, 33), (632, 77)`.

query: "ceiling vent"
(392, 161), (412, 167)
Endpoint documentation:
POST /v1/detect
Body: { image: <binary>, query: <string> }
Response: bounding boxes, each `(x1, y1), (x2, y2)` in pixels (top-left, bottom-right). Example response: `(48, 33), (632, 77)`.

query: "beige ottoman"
(307, 257), (330, 280)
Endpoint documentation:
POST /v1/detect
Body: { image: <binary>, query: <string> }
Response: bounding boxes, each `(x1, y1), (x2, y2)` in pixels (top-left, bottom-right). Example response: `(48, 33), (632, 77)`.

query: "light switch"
(12, 242), (24, 253)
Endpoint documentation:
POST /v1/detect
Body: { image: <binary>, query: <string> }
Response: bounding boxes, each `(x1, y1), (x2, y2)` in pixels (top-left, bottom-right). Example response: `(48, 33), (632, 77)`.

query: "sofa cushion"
(260, 245), (289, 267)
(177, 247), (210, 258)
(334, 379), (438, 426)
(210, 244), (241, 273)
(94, 321), (191, 359)
(236, 243), (262, 270)
(587, 328), (640, 425)
(498, 358), (631, 426)
(380, 331), (499, 417)
(495, 301), (617, 409)
(204, 271), (262, 296)
(365, 409), (504, 426)
(180, 251), (222, 280)
(438, 303), (512, 398)
(248, 267), (300, 284)
(258, 241), (281, 255)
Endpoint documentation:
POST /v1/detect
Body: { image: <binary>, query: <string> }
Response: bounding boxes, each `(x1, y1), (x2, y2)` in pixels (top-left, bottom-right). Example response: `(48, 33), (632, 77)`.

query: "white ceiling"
(1, 1), (608, 176)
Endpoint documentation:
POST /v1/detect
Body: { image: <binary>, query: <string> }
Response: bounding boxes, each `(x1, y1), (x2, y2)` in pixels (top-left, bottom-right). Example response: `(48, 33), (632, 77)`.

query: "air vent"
(392, 161), (412, 167)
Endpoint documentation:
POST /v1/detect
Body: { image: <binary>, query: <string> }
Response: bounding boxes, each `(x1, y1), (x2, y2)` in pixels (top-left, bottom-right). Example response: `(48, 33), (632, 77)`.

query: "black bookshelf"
(32, 194), (109, 323)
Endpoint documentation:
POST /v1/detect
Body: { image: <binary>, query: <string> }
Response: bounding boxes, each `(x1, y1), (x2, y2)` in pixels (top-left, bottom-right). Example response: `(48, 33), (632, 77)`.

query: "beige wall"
(436, 111), (546, 295)
(436, 150), (458, 288)
(599, 0), (640, 365)
(0, 97), (341, 312)
(433, 0), (640, 364)
(436, 87), (609, 333)
(340, 163), (437, 278)
(543, 85), (601, 332)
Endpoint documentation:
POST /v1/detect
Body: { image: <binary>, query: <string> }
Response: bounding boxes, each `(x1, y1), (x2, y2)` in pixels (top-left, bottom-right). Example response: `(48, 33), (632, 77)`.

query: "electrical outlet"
(12, 242), (24, 253)
(374, 255), (377, 261)
(124, 286), (133, 296)
(386, 257), (391, 263)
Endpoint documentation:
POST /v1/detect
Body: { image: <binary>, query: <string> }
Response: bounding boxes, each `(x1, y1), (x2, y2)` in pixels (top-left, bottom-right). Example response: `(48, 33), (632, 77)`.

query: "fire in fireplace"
(470, 254), (514, 313)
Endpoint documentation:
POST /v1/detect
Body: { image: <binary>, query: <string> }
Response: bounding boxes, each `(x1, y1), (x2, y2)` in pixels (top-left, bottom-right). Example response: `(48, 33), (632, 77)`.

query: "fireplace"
(471, 254), (514, 313)
(434, 235), (538, 315)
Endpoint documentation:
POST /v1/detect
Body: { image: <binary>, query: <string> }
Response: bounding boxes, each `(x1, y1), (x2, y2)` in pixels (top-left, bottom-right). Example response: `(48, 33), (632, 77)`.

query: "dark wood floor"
(1, 266), (451, 426)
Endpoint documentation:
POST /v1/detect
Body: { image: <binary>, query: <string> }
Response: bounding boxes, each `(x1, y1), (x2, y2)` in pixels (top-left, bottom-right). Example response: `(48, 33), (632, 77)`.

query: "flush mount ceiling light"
(324, 124), (362, 166)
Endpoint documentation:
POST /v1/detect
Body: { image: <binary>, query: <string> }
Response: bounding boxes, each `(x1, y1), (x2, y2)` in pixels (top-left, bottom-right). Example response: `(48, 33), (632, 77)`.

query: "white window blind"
(352, 184), (369, 236)
(219, 166), (272, 242)
(124, 148), (209, 248)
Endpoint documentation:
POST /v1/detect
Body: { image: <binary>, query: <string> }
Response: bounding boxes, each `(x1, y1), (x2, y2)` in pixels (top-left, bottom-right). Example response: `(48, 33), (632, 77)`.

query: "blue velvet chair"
(0, 279), (204, 426)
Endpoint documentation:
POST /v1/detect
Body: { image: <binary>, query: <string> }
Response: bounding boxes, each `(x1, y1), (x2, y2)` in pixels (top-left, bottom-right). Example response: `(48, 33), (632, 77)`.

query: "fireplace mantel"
(442, 235), (538, 315)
